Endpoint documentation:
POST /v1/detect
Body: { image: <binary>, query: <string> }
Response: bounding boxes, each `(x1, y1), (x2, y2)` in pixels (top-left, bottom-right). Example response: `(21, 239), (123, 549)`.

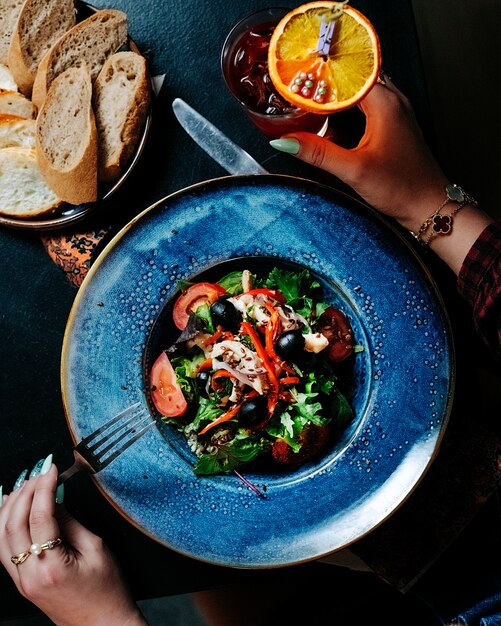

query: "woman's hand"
(0, 457), (146, 626)
(271, 78), (493, 274)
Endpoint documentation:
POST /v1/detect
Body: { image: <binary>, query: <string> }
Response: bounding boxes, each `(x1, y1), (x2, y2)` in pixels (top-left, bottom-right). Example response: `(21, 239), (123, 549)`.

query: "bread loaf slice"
(0, 117), (35, 148)
(0, 147), (62, 217)
(36, 64), (97, 204)
(94, 51), (150, 182)
(0, 90), (36, 118)
(0, 113), (22, 122)
(8, 0), (77, 96)
(0, 0), (24, 65)
(32, 9), (128, 109)
(0, 63), (18, 91)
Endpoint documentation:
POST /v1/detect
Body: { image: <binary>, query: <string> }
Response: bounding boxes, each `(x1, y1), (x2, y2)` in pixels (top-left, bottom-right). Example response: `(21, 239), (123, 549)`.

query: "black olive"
(210, 299), (241, 331)
(275, 329), (305, 361)
(238, 397), (267, 428)
(196, 370), (210, 395)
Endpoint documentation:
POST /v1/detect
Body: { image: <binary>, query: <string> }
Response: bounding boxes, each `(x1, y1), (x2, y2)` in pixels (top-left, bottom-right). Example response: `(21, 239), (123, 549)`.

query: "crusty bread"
(0, 113), (22, 122)
(8, 0), (77, 96)
(0, 147), (62, 217)
(0, 117), (35, 148)
(0, 62), (18, 91)
(32, 9), (128, 109)
(36, 64), (97, 204)
(0, 90), (36, 118)
(93, 51), (150, 182)
(0, 0), (24, 65)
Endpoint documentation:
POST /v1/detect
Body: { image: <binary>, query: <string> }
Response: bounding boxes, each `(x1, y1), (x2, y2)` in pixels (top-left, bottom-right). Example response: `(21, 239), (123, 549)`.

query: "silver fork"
(58, 403), (155, 484)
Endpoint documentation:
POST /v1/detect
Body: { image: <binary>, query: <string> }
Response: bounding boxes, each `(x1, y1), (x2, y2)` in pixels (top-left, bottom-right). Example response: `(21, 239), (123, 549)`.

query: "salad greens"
(151, 266), (358, 475)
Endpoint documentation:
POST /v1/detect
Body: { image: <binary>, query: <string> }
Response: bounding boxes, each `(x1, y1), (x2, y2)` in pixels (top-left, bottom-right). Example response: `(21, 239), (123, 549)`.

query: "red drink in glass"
(221, 8), (328, 139)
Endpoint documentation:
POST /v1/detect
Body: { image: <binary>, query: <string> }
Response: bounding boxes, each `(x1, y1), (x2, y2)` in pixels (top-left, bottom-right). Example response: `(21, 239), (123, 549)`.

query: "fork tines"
(78, 402), (155, 471)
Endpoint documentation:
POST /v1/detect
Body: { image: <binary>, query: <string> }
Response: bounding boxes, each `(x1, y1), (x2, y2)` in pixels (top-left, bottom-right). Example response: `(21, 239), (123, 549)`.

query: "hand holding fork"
(58, 403), (155, 484)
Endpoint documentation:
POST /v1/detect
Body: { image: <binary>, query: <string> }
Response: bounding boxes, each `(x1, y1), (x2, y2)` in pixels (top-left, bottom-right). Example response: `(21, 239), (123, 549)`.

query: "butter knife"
(172, 98), (268, 175)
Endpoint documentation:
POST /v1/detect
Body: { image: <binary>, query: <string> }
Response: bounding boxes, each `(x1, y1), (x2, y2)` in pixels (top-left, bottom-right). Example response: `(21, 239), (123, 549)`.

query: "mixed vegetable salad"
(149, 266), (360, 475)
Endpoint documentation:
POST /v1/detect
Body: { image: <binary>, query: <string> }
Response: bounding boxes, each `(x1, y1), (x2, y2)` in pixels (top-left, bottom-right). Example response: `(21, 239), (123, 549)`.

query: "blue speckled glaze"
(61, 175), (454, 568)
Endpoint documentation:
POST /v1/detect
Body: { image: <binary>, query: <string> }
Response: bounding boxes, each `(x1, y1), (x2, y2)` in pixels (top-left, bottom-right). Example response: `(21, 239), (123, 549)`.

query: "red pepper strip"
(279, 376), (300, 386)
(241, 321), (279, 415)
(203, 330), (234, 346)
(238, 288), (286, 304)
(210, 369), (235, 391)
(197, 358), (213, 372)
(264, 305), (281, 361)
(278, 361), (296, 375)
(262, 301), (296, 376)
(203, 330), (222, 346)
(198, 402), (242, 436)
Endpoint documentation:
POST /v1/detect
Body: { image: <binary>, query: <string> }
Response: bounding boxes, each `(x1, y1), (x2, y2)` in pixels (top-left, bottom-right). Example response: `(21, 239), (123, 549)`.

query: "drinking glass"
(221, 7), (329, 139)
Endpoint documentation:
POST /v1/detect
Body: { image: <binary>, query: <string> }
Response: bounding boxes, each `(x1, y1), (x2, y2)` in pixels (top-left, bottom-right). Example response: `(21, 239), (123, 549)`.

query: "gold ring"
(11, 537), (62, 565)
(10, 551), (31, 565)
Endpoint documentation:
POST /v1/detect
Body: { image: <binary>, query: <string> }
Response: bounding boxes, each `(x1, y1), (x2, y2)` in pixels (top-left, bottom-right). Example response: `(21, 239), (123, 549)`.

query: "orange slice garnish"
(268, 1), (381, 114)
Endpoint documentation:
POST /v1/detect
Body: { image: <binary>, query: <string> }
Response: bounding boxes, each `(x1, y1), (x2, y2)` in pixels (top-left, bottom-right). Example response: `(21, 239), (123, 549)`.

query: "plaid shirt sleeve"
(457, 221), (501, 359)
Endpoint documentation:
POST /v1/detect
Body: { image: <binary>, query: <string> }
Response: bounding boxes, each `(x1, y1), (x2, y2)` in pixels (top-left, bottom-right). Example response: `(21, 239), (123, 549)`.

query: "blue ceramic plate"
(61, 175), (454, 568)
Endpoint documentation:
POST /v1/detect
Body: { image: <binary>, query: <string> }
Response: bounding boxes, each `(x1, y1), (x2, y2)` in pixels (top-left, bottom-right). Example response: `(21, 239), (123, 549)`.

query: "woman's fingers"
(271, 82), (414, 183)
(0, 479), (36, 587)
(273, 131), (361, 182)
(28, 466), (64, 560)
(1, 462), (145, 625)
(0, 460), (64, 590)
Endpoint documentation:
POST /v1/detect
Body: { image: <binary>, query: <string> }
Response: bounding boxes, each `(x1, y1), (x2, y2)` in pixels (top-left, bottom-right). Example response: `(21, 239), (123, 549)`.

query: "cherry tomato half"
(150, 352), (187, 417)
(317, 307), (354, 362)
(172, 282), (226, 330)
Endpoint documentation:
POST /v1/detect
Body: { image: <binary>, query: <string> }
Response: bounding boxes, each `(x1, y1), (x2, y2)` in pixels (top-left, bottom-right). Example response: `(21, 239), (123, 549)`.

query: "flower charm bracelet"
(410, 184), (478, 246)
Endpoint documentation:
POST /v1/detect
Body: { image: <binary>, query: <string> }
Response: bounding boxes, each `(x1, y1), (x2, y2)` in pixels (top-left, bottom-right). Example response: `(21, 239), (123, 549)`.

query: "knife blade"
(172, 98), (268, 176)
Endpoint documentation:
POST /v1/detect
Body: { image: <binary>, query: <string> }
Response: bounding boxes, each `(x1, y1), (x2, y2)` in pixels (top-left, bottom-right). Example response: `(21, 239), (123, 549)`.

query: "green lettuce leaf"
(217, 271), (245, 295)
(304, 370), (336, 396)
(194, 434), (265, 475)
(193, 303), (214, 333)
(190, 397), (224, 431)
(170, 352), (205, 403)
(266, 388), (329, 452)
(290, 390), (327, 425)
(265, 267), (320, 317)
(266, 411), (303, 452)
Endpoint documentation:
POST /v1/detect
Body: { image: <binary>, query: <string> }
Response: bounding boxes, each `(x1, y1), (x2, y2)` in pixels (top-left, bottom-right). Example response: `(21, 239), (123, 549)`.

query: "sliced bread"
(0, 147), (62, 217)
(8, 0), (77, 96)
(0, 117), (35, 148)
(0, 0), (25, 65)
(0, 113), (23, 122)
(32, 9), (128, 109)
(36, 64), (97, 205)
(0, 62), (18, 91)
(93, 51), (150, 182)
(0, 90), (37, 118)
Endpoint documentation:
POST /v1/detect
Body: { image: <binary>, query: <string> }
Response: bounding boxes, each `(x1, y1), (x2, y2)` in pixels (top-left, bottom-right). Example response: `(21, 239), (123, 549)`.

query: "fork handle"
(57, 450), (94, 484)
(57, 463), (80, 485)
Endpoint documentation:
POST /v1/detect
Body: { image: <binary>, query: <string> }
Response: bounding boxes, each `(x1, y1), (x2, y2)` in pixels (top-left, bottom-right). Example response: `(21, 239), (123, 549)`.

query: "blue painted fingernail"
(40, 454), (53, 476)
(55, 484), (65, 505)
(269, 138), (300, 155)
(29, 458), (45, 479)
(13, 469), (28, 491)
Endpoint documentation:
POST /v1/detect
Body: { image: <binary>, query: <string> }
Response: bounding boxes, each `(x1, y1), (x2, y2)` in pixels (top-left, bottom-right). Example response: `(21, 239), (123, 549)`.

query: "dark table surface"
(1, 0), (499, 621)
